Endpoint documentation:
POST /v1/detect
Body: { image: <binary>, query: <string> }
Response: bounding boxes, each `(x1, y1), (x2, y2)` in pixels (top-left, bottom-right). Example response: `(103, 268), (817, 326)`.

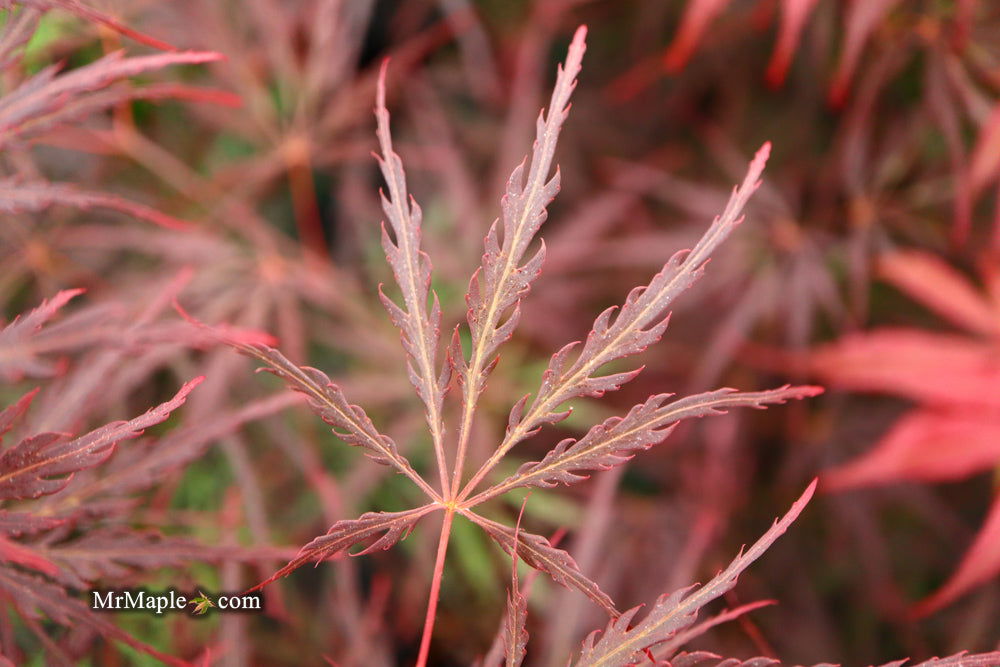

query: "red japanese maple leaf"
(812, 249), (1000, 615)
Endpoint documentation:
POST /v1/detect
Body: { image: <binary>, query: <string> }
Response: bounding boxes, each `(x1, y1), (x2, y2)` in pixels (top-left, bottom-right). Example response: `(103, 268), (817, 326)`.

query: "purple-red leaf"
(668, 653), (781, 667)
(0, 179), (191, 229)
(0, 567), (188, 666)
(879, 653), (1000, 667)
(0, 50), (224, 147)
(574, 481), (816, 665)
(476, 385), (821, 503)
(0, 378), (201, 500)
(503, 503), (529, 667)
(250, 505), (437, 592)
(374, 60), (449, 488)
(17, 0), (178, 51)
(0, 511), (64, 537)
(503, 570), (529, 667)
(451, 26), (587, 490)
(654, 600), (776, 659)
(225, 341), (439, 500)
(465, 511), (617, 617)
(462, 144), (771, 498)
(0, 289), (84, 380)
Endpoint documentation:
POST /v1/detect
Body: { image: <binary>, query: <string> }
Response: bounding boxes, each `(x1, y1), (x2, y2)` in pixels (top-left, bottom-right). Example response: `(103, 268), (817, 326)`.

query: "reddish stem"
(415, 509), (454, 667)
(285, 138), (329, 260)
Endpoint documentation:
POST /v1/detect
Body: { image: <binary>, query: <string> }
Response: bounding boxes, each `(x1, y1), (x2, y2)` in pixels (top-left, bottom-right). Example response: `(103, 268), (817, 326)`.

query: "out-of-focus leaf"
(0, 289), (83, 380)
(878, 251), (999, 337)
(765, 0), (821, 87)
(912, 495), (1000, 617)
(0, 535), (58, 576)
(662, 0), (732, 73)
(0, 7), (41, 69)
(828, 0), (902, 106)
(17, 0), (177, 51)
(0, 567), (187, 666)
(0, 377), (202, 500)
(825, 408), (1000, 490)
(810, 330), (1000, 408)
(818, 249), (1000, 615)
(0, 50), (224, 147)
(0, 510), (64, 536)
(0, 179), (191, 229)
(968, 103), (1000, 195)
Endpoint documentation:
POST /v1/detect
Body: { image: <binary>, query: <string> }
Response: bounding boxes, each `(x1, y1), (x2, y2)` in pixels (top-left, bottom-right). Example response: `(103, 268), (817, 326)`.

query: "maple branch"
(375, 61), (450, 496)
(459, 142), (771, 501)
(450, 26), (587, 498)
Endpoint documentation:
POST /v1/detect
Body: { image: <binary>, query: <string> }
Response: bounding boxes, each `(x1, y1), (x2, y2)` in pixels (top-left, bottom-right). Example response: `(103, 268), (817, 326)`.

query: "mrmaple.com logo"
(89, 589), (262, 615)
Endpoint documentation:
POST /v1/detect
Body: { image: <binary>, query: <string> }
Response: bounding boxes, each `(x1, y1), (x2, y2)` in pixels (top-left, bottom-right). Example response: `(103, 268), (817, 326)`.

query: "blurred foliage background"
(2, 0), (999, 665)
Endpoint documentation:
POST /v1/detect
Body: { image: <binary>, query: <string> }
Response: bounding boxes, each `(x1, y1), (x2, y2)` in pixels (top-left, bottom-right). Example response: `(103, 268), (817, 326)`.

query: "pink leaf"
(828, 0), (902, 106)
(662, 0), (733, 73)
(19, 0), (178, 51)
(765, 0), (821, 87)
(878, 251), (999, 337)
(824, 408), (1000, 490)
(508, 144), (771, 446)
(968, 103), (1000, 195)
(912, 494), (1000, 616)
(0, 50), (224, 147)
(810, 329), (1000, 409)
(0, 535), (59, 576)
